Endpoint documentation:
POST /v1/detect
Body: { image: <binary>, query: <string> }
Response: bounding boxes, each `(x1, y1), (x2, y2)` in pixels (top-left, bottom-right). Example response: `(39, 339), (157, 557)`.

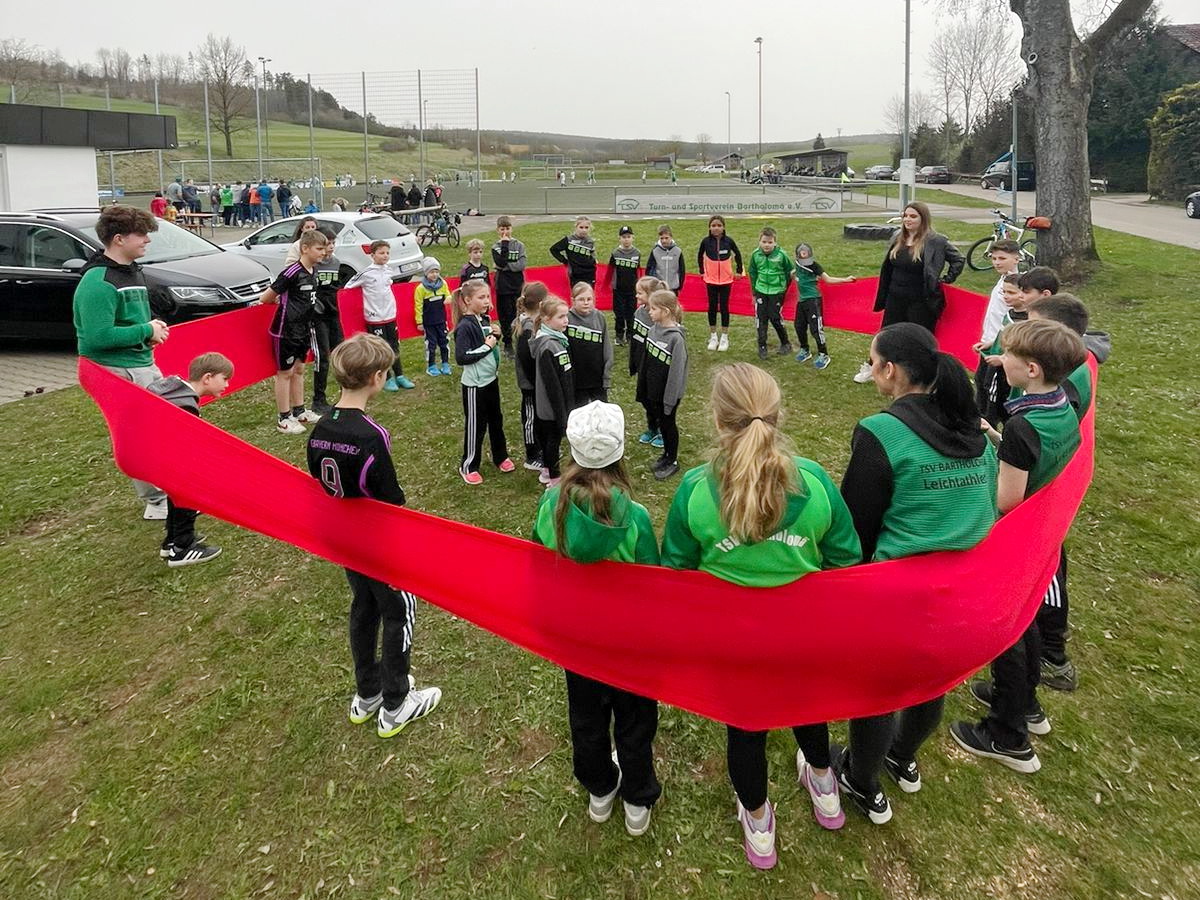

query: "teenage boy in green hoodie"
(73, 205), (172, 520)
(748, 227), (794, 359)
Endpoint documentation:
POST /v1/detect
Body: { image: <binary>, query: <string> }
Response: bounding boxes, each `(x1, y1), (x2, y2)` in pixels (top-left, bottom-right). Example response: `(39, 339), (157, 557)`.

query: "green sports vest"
(1021, 404), (1081, 494)
(859, 413), (998, 561)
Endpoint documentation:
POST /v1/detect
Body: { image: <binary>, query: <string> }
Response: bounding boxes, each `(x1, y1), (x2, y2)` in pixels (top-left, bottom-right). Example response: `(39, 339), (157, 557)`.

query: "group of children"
(283, 256), (1102, 866)
(145, 209), (1110, 874)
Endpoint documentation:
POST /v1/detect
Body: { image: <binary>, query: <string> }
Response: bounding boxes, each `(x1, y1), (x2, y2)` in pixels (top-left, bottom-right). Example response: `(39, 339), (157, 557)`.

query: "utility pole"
(901, 0), (912, 209)
(755, 38), (763, 164)
(725, 91), (732, 166)
(258, 57), (272, 164)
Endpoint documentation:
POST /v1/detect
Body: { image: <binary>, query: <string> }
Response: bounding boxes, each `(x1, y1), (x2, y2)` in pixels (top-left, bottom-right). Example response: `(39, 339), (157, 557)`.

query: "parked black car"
(0, 210), (272, 342)
(980, 160), (1036, 191)
(918, 165), (952, 184)
(1186, 191), (1200, 219)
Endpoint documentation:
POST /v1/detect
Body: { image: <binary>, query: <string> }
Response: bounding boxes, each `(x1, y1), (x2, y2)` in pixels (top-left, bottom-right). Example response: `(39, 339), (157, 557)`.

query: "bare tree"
(883, 90), (939, 134)
(1007, 0), (1155, 276)
(96, 47), (112, 81)
(0, 38), (43, 103)
(112, 47), (132, 91)
(696, 132), (711, 163)
(194, 34), (253, 157)
(927, 17), (1019, 135)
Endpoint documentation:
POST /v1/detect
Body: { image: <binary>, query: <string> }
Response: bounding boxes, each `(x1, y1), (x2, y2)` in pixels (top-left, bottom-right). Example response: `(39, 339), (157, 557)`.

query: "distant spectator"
(423, 180), (437, 208)
(407, 181), (422, 210)
(390, 180), (408, 212)
(150, 191), (168, 218)
(249, 183), (263, 223)
(257, 179), (275, 224)
(209, 184), (221, 224)
(237, 181), (252, 225)
(182, 179), (200, 213)
(220, 184), (234, 226)
(166, 177), (184, 210)
(303, 198), (318, 214)
(331, 197), (349, 212)
(276, 181), (293, 218)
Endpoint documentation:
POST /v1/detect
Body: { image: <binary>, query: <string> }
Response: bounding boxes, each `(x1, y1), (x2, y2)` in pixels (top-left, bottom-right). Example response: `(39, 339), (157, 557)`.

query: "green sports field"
(1, 215), (1197, 899)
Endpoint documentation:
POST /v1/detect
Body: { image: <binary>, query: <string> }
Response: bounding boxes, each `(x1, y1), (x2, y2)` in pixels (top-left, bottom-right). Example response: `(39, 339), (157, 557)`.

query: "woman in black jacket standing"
(853, 201), (964, 383)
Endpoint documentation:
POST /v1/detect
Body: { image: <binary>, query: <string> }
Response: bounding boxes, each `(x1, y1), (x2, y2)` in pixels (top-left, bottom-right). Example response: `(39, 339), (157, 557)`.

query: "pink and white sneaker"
(798, 749), (845, 830)
(736, 798), (777, 870)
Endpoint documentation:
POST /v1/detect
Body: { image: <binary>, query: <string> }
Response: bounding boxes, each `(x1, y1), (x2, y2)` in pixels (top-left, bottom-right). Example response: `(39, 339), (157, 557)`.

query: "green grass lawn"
(1, 216), (1198, 899)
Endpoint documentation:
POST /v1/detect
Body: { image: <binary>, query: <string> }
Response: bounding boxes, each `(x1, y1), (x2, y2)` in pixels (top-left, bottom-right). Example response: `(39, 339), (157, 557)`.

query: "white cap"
(566, 401), (625, 469)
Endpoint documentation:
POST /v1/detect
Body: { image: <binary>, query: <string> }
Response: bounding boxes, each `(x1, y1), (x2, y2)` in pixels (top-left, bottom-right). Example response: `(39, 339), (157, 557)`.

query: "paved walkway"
(0, 348), (80, 405)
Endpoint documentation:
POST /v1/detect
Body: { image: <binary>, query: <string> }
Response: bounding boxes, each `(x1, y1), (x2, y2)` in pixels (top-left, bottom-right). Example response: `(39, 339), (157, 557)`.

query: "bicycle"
(416, 207), (461, 248)
(357, 193), (395, 217)
(966, 209), (1050, 271)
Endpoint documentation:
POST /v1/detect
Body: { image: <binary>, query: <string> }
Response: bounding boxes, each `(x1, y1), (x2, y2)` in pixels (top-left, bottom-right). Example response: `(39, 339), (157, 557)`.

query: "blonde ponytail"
(710, 363), (796, 543)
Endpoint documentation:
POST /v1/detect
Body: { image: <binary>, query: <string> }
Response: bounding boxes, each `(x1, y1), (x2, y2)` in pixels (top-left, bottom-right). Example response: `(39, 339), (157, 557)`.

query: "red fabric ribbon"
(85, 275), (1094, 730)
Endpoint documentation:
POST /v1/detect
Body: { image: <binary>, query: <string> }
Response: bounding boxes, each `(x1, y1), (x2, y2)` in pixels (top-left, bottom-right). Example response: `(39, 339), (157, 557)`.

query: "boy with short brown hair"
(147, 352), (235, 566)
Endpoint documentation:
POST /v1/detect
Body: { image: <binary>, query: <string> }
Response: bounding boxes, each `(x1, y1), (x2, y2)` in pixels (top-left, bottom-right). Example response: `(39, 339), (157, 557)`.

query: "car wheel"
(843, 223), (901, 241)
(1187, 199), (1198, 218)
(980, 179), (989, 190)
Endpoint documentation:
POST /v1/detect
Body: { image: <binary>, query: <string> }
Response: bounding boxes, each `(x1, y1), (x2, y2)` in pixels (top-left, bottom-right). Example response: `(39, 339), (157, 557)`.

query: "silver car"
(222, 212), (424, 281)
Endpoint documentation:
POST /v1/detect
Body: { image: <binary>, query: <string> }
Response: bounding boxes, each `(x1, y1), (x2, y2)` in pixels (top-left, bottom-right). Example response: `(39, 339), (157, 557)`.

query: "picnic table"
(177, 211), (214, 236)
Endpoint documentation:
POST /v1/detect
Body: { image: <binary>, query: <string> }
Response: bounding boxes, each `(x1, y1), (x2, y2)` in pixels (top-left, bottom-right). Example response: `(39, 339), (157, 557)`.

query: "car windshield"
(356, 216), (412, 239)
(80, 219), (221, 263)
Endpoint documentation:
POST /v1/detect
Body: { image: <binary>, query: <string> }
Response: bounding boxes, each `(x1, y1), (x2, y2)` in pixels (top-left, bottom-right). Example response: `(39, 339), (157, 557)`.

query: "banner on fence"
(614, 193), (843, 215)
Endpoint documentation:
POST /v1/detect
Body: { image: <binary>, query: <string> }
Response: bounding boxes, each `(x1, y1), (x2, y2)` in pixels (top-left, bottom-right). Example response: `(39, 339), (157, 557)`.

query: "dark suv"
(0, 209), (272, 342)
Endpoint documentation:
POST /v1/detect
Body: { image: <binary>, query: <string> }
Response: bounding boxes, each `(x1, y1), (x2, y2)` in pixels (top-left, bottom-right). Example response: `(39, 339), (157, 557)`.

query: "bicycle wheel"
(1020, 237), (1038, 266)
(446, 226), (461, 248)
(416, 225), (434, 247)
(966, 236), (995, 271)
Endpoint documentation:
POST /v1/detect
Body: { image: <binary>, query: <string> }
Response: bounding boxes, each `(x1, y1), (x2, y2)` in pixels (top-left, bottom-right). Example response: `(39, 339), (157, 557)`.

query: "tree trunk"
(1011, 0), (1153, 280)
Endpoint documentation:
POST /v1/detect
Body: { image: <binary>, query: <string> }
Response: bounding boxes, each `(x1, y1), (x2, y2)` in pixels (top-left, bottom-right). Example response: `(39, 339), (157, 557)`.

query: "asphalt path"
(935, 183), (1200, 251)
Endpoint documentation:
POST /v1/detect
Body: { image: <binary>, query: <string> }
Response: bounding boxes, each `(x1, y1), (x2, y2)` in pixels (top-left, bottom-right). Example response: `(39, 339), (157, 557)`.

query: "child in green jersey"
(531, 401), (661, 837)
(1026, 292), (1111, 693)
(792, 242), (855, 370)
(951, 319), (1086, 774)
(747, 227), (794, 359)
(661, 362), (861, 870)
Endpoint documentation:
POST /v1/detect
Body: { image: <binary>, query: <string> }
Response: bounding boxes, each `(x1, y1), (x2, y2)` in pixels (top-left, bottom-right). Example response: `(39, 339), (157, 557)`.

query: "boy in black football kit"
(261, 229), (325, 434)
(306, 333), (443, 739)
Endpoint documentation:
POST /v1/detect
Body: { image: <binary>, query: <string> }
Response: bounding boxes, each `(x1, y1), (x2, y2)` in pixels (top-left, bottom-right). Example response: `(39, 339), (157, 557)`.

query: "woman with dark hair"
(284, 216), (320, 265)
(853, 201), (964, 383)
(835, 322), (998, 824)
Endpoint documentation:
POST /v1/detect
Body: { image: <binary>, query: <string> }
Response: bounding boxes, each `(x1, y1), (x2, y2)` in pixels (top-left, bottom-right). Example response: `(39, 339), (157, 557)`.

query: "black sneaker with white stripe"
(883, 754), (922, 793)
(968, 680), (1051, 735)
(830, 743), (892, 824)
(160, 534), (206, 558)
(165, 542), (222, 568)
(949, 720), (1041, 773)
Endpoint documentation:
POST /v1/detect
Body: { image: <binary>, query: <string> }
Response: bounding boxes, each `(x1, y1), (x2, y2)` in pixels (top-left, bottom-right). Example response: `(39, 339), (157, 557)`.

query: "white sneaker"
(718, 334), (729, 352)
(624, 801), (652, 836)
(376, 685), (441, 737)
(142, 499), (168, 520)
(276, 415), (306, 434)
(707, 333), (719, 351)
(588, 777), (621, 823)
(853, 361), (873, 384)
(349, 675), (415, 724)
(295, 408), (322, 424)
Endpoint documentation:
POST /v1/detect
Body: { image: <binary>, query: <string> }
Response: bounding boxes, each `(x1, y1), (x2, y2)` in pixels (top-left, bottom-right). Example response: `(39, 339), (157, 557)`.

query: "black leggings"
(706, 283), (731, 328)
(460, 380), (509, 474)
(727, 723), (830, 811)
(881, 293), (942, 332)
(366, 322), (404, 379)
(646, 400), (678, 462)
(846, 695), (945, 793)
(535, 418), (563, 478)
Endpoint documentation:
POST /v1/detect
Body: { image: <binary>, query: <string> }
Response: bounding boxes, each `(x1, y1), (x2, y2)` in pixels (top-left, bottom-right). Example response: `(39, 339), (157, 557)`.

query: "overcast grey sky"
(7, 0), (1200, 142)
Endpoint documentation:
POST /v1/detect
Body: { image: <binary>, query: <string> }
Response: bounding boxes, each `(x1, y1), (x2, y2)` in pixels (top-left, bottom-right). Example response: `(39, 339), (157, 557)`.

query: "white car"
(222, 212), (424, 281)
(698, 164), (727, 173)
